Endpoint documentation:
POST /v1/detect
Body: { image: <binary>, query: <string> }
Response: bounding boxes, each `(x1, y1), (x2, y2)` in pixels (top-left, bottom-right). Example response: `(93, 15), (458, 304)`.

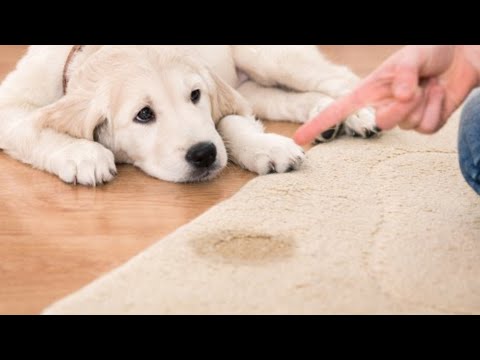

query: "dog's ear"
(207, 71), (252, 123)
(36, 91), (107, 140)
(36, 52), (111, 140)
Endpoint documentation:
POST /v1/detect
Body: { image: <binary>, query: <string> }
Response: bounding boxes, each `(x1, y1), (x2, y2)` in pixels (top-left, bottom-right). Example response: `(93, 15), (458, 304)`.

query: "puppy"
(0, 45), (378, 185)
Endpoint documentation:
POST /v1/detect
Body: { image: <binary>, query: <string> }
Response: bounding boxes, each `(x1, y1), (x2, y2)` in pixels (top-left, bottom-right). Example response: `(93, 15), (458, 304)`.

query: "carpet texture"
(43, 112), (480, 314)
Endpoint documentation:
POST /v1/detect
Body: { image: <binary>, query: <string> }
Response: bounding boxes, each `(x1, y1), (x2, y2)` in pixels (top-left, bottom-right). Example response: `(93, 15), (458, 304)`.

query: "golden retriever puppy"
(0, 45), (377, 185)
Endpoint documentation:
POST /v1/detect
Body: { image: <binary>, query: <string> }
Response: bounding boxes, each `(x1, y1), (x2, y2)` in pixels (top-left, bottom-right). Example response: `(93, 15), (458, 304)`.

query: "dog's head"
(38, 46), (250, 182)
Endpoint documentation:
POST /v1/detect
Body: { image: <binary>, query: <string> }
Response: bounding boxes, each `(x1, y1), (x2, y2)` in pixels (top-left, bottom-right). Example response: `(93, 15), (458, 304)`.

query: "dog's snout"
(186, 142), (217, 168)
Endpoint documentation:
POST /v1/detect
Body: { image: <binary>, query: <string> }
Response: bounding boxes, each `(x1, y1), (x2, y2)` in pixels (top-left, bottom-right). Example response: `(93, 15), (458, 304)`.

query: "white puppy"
(0, 45), (378, 185)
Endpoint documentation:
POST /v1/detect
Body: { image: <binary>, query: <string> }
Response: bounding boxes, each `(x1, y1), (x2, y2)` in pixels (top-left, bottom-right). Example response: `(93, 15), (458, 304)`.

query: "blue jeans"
(459, 88), (480, 195)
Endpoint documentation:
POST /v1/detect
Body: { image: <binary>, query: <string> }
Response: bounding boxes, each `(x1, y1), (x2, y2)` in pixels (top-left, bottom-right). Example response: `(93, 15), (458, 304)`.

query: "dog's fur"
(0, 45), (378, 185)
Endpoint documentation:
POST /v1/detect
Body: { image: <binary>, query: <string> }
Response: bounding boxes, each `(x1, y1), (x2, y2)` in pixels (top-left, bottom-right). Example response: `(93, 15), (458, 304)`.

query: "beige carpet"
(43, 111), (480, 314)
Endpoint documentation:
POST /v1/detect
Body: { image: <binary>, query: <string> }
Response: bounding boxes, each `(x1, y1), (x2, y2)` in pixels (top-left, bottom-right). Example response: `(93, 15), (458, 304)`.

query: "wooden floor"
(0, 45), (401, 314)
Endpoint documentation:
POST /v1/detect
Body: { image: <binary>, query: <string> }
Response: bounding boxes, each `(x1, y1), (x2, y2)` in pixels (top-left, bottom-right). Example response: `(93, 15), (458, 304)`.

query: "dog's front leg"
(232, 46), (379, 139)
(1, 109), (116, 186)
(217, 115), (305, 175)
(37, 130), (117, 186)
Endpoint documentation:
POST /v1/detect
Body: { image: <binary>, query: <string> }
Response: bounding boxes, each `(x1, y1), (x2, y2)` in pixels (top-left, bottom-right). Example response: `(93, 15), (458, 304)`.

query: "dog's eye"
(135, 107), (155, 123)
(191, 89), (201, 104)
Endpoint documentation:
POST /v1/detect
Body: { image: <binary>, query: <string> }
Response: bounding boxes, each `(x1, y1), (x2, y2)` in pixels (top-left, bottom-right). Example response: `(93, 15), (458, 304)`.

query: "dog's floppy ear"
(207, 71), (252, 123)
(36, 49), (114, 140)
(36, 91), (107, 140)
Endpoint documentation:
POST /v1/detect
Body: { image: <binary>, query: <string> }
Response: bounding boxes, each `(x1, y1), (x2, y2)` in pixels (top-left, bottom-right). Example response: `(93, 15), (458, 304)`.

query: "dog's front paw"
(240, 134), (305, 175)
(51, 140), (117, 186)
(344, 107), (381, 139)
(309, 103), (381, 144)
(308, 98), (344, 143)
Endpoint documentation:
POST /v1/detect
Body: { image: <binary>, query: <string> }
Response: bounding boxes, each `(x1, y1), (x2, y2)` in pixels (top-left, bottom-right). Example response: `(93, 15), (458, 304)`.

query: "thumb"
(382, 47), (422, 101)
(392, 68), (419, 101)
(391, 45), (456, 101)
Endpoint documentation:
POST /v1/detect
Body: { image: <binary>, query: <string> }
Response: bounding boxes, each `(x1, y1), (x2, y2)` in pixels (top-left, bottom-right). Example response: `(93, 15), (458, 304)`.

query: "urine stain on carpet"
(192, 231), (295, 265)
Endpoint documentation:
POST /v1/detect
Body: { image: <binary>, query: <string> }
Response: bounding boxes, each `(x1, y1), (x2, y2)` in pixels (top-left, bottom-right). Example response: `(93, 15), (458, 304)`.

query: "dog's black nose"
(186, 142), (217, 168)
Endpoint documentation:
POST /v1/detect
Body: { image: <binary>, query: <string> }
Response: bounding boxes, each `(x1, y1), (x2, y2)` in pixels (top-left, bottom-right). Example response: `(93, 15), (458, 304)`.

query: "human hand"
(294, 45), (480, 145)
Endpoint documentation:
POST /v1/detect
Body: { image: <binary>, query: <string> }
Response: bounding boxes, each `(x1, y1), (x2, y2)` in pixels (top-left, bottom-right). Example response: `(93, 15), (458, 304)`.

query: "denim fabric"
(459, 88), (480, 195)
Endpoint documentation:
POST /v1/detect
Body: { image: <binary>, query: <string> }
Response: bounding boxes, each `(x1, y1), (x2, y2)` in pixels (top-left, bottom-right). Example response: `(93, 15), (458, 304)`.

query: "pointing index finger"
(293, 84), (372, 145)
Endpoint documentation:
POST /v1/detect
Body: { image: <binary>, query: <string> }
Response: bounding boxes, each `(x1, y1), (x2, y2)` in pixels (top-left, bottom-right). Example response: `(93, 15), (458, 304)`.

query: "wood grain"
(0, 45), (401, 314)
